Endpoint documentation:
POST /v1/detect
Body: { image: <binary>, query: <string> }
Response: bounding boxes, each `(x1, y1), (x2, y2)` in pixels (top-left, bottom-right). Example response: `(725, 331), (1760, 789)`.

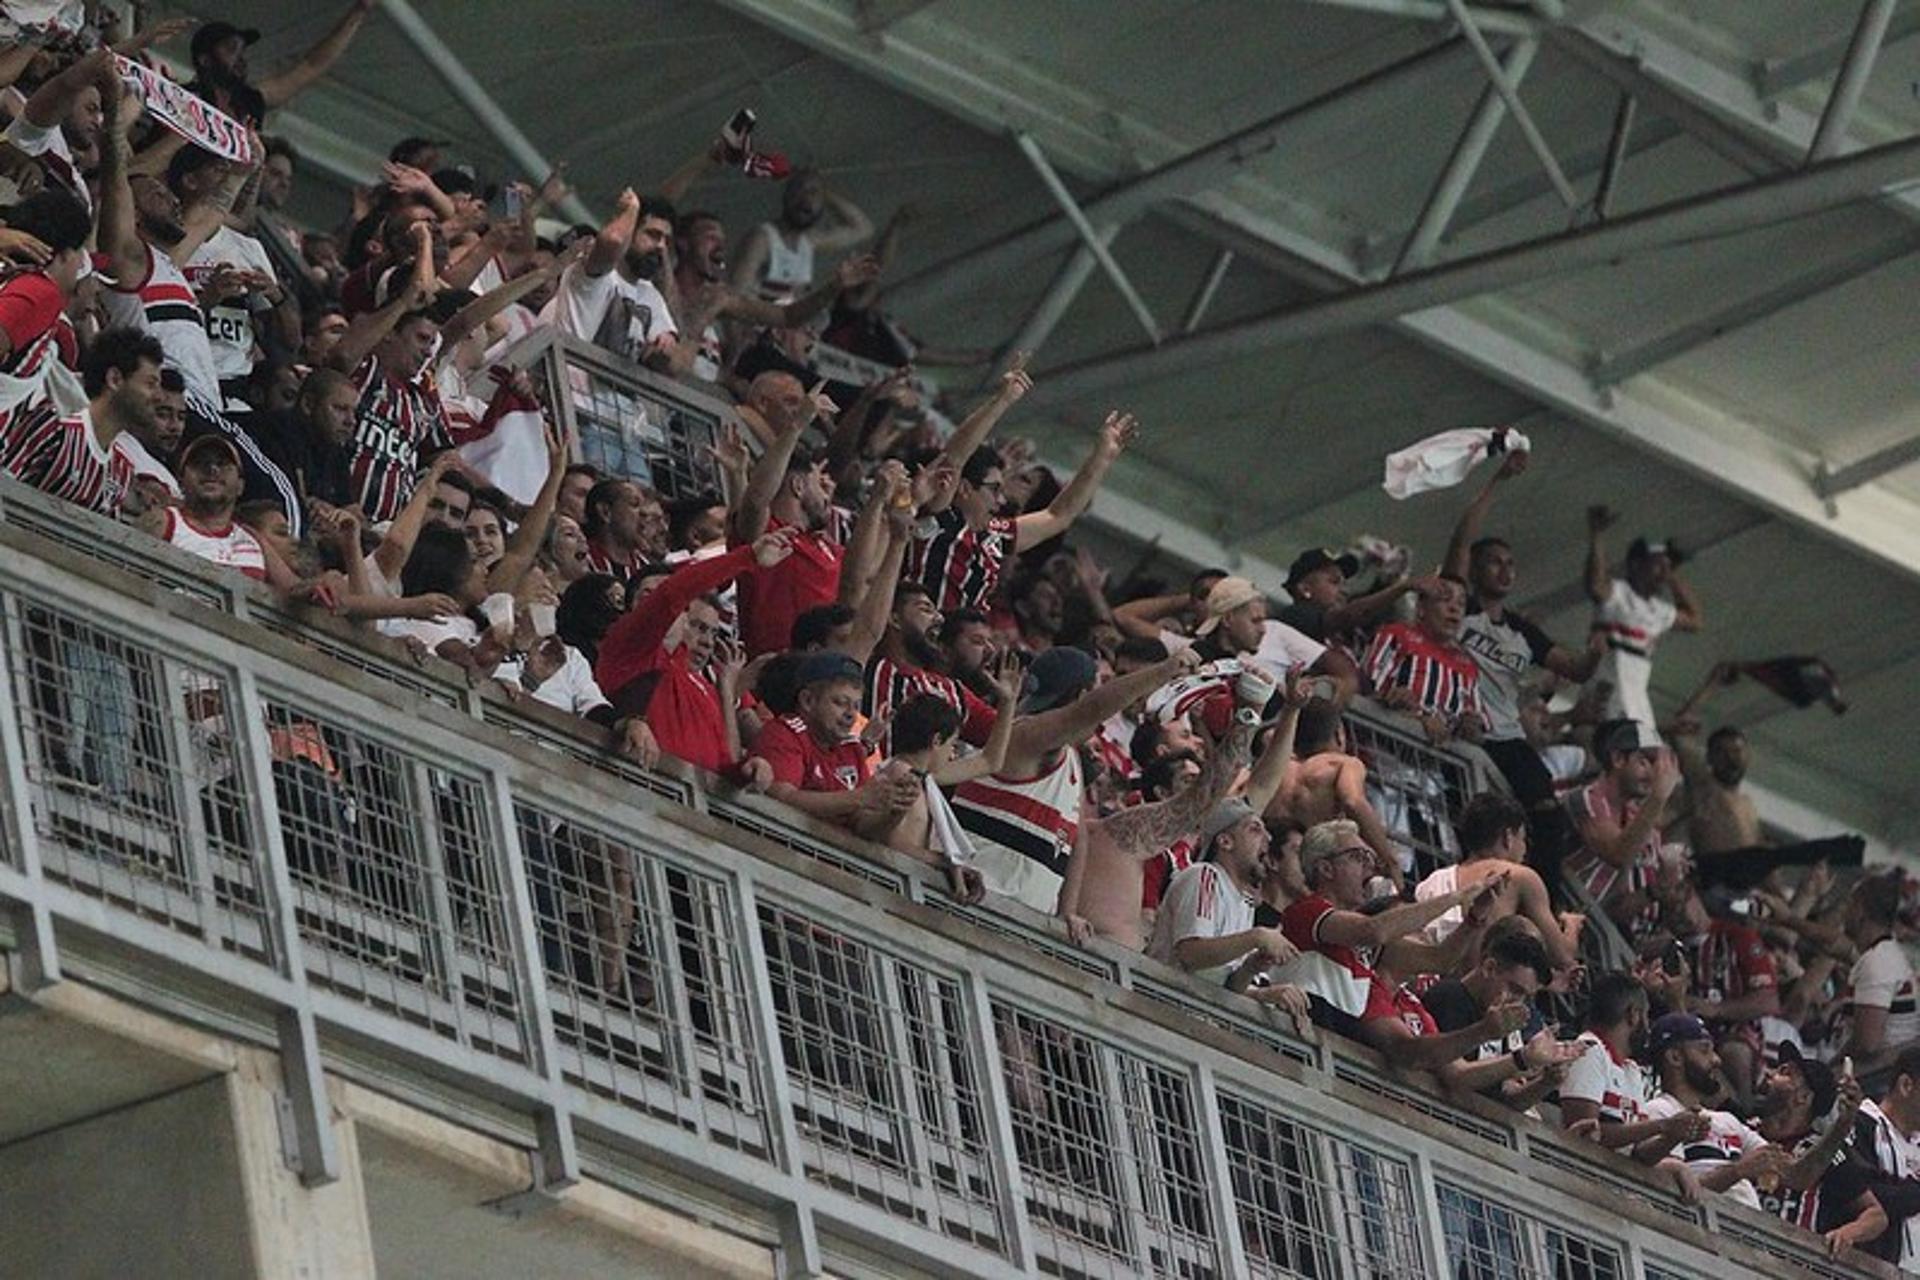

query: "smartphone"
(502, 185), (523, 219)
(723, 108), (758, 150)
(1728, 897), (1753, 916)
(1662, 942), (1686, 977)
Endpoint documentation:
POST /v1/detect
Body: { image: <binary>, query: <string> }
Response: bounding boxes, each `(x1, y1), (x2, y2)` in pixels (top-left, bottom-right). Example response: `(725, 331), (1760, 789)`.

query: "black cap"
(1286, 547), (1360, 592)
(1646, 1012), (1712, 1059)
(1777, 1040), (1840, 1120)
(191, 22), (261, 62)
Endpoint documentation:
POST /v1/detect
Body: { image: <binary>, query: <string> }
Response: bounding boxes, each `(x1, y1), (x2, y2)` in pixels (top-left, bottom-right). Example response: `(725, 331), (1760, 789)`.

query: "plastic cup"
(530, 602), (557, 638)
(480, 592), (515, 635)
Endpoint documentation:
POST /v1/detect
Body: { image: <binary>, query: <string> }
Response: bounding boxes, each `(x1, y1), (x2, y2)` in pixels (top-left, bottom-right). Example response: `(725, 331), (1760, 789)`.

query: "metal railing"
(0, 488), (1884, 1278)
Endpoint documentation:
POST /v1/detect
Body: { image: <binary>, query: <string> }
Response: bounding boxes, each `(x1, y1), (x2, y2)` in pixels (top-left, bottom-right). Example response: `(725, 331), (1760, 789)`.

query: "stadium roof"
(177, 0), (1920, 852)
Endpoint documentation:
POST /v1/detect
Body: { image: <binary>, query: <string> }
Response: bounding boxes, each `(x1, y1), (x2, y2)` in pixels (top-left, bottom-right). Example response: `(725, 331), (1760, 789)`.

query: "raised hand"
(1495, 448), (1530, 481)
(0, 228), (52, 267)
(988, 650), (1025, 707)
(1097, 410), (1138, 458)
(751, 525), (797, 568)
(997, 350), (1033, 403)
(803, 379), (837, 426)
(614, 187), (640, 217)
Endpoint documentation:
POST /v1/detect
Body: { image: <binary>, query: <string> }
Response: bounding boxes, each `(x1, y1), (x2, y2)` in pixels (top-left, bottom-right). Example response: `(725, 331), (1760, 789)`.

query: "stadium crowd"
(0, 4), (1914, 1268)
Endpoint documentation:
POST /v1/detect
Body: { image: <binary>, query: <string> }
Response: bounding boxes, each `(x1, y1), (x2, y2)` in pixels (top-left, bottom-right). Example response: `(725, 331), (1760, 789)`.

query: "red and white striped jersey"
(160, 507), (267, 580)
(905, 509), (1017, 612)
(1564, 777), (1662, 938)
(1364, 621), (1485, 728)
(953, 749), (1083, 877)
(0, 272), (77, 435)
(347, 352), (452, 524)
(864, 654), (997, 756)
(1559, 1031), (1650, 1126)
(100, 243), (222, 404)
(0, 404), (131, 514)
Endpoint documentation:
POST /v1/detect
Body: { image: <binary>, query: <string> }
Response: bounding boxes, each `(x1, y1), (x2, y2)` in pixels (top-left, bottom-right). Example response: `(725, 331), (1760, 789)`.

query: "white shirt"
(161, 508), (266, 580)
(110, 432), (180, 498)
(1851, 937), (1920, 1049)
(538, 263), (677, 364)
(185, 227), (278, 389)
(1642, 1093), (1766, 1209)
(494, 645), (609, 718)
(756, 222), (815, 297)
(1147, 862), (1255, 985)
(1158, 619), (1326, 686)
(1591, 578), (1678, 731)
(101, 244), (222, 405)
(1559, 1031), (1651, 1127)
(1, 109), (87, 210)
(1858, 1099), (1920, 1268)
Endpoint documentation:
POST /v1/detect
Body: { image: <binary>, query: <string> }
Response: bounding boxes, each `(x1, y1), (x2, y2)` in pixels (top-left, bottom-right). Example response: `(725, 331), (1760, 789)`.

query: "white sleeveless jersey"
(757, 222), (814, 297)
(101, 244), (222, 404)
(162, 507), (267, 580)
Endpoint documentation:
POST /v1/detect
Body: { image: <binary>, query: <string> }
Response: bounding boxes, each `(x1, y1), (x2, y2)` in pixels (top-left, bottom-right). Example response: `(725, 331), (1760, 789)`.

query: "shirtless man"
(1064, 669), (1306, 950)
(1412, 792), (1583, 969)
(1267, 698), (1403, 892)
(875, 660), (1022, 899)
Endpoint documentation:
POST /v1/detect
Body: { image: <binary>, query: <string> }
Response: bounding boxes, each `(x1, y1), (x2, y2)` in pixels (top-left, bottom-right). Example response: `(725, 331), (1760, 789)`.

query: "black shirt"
(240, 409), (354, 511)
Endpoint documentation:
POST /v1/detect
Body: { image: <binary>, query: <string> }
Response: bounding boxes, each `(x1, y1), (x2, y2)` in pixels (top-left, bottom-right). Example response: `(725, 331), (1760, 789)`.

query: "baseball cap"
(1021, 646), (1096, 713)
(1627, 536), (1685, 567)
(1193, 575), (1262, 637)
(180, 434), (241, 469)
(1197, 799), (1258, 858)
(1285, 547), (1360, 592)
(192, 21), (261, 62)
(1776, 1040), (1840, 1119)
(1646, 1012), (1712, 1059)
(794, 651), (862, 692)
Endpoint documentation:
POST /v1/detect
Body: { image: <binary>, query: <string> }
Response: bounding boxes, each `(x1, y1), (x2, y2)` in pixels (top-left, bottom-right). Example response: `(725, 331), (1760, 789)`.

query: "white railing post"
(960, 972), (1039, 1273)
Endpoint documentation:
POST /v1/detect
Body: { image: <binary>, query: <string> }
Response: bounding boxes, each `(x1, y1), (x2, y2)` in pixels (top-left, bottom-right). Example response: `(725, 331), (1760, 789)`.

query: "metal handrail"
(0, 481), (1884, 1276)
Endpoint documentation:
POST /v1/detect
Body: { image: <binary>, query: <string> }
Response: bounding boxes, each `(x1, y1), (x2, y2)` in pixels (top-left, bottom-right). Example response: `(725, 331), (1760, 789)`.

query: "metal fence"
(0, 484), (1884, 1279)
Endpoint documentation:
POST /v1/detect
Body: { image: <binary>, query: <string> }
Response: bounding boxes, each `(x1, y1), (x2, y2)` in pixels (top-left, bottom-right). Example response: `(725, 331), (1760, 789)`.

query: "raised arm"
(372, 453), (457, 581)
(1113, 592), (1190, 643)
(1443, 449), (1526, 579)
(1012, 648), (1199, 759)
(258, 0), (377, 109)
(1102, 714), (1257, 858)
(485, 416), (568, 594)
(932, 656), (1025, 786)
(836, 460), (897, 604)
(937, 352), (1031, 471)
(586, 188), (641, 280)
(837, 506), (912, 667)
(726, 396), (810, 543)
(329, 225), (434, 372)
(1014, 410), (1133, 553)
(1667, 568), (1705, 633)
(811, 183), (874, 254)
(1585, 505), (1615, 606)
(175, 146), (260, 264)
(1574, 756), (1677, 869)
(93, 55), (150, 287)
(441, 238), (583, 349)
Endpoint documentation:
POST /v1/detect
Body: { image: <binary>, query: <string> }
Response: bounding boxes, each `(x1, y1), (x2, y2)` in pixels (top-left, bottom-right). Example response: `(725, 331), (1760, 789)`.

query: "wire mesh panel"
(562, 355), (722, 502)
(990, 999), (1224, 1278)
(706, 796), (911, 894)
(1435, 1178), (1625, 1280)
(1218, 1088), (1428, 1279)
(3, 594), (273, 961)
(261, 694), (527, 1064)
(517, 800), (772, 1159)
(1344, 706), (1480, 877)
(759, 903), (1008, 1257)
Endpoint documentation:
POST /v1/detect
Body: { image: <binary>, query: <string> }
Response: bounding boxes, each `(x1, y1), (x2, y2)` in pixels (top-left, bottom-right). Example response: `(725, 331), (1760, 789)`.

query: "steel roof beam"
(1816, 435), (1920, 497)
(1444, 0), (1575, 207)
(1287, 0), (1539, 35)
(1807, 0), (1900, 163)
(1756, 4), (1920, 98)
(1032, 132), (1920, 404)
(1016, 134), (1160, 345)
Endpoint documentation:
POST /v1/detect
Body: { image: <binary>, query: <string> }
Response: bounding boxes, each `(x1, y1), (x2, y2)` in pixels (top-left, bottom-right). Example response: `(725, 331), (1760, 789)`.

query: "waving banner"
(116, 54), (252, 165)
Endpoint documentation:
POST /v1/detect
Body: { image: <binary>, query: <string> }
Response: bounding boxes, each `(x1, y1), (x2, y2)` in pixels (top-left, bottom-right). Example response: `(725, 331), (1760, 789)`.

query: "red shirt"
(750, 715), (872, 792)
(1690, 918), (1778, 1011)
(594, 544), (757, 775)
(865, 654), (998, 755)
(1365, 621), (1485, 729)
(0, 272), (64, 355)
(1278, 893), (1397, 1021)
(733, 516), (843, 657)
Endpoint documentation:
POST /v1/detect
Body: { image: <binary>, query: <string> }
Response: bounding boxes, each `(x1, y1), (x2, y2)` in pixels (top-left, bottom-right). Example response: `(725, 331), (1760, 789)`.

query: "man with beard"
(1008, 569), (1065, 654)
(96, 68), (313, 533)
(1364, 575), (1485, 745)
(580, 478), (669, 591)
(667, 209), (876, 383)
(540, 188), (678, 370)
(866, 582), (999, 756)
(139, 434), (336, 606)
(938, 608), (998, 700)
(186, 7), (379, 128)
(1640, 1013), (1823, 1209)
(730, 169), (874, 301)
(2, 327), (161, 515)
(1564, 719), (1679, 944)
(110, 367), (186, 503)
(1443, 451), (1598, 889)
(1115, 573), (1359, 703)
(1748, 1046), (1881, 1256)
(4, 44), (109, 211)
(1847, 1046), (1920, 1268)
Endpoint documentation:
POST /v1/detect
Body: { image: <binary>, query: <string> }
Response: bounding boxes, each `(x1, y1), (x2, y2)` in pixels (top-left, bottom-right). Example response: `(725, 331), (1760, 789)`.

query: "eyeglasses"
(1334, 847), (1375, 866)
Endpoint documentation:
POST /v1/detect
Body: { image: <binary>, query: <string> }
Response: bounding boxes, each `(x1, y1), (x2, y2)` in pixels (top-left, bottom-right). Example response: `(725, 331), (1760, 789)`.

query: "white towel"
(924, 775), (977, 866)
(1382, 426), (1530, 500)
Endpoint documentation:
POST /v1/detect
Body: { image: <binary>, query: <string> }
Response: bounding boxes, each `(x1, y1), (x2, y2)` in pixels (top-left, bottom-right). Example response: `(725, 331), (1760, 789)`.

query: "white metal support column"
(485, 765), (582, 1193)
(376, 0), (595, 224)
(1180, 249), (1235, 333)
(1014, 134), (1161, 345)
(959, 972), (1037, 1273)
(0, 592), (58, 989)
(729, 873), (823, 1278)
(1394, 36), (1541, 273)
(1807, 0), (1901, 163)
(1189, 1062), (1251, 1278)
(229, 666), (341, 1187)
(1444, 0), (1576, 207)
(998, 224), (1120, 368)
(1592, 92), (1636, 220)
